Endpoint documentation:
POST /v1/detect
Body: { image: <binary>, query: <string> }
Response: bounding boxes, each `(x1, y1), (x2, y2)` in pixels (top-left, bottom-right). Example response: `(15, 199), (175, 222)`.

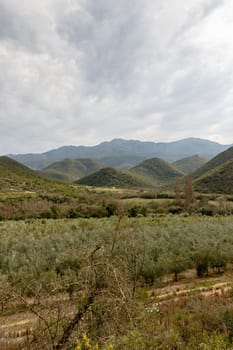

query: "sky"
(0, 0), (233, 154)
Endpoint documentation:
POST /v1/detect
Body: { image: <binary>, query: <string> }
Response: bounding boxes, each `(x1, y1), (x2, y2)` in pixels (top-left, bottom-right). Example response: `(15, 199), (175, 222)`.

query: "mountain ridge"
(8, 138), (230, 170)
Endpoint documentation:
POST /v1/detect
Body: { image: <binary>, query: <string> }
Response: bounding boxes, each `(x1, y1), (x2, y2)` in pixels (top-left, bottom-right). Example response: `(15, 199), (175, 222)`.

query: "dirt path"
(148, 279), (233, 310)
(0, 317), (35, 329)
(156, 281), (231, 300)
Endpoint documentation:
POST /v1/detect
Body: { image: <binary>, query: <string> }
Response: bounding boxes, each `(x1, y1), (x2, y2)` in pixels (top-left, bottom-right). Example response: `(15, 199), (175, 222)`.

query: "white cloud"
(0, 0), (233, 154)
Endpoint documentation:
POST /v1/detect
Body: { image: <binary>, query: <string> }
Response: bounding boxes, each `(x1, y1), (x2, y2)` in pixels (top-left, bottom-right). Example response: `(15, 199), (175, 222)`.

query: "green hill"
(192, 146), (233, 179)
(0, 156), (35, 179)
(195, 159), (233, 194)
(173, 155), (207, 174)
(130, 157), (184, 186)
(0, 156), (78, 195)
(76, 167), (152, 188)
(41, 158), (105, 182)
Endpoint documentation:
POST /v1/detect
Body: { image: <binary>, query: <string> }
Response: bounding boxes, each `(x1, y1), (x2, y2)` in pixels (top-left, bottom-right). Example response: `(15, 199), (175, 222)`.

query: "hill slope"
(131, 157), (184, 186)
(76, 167), (153, 188)
(9, 138), (229, 170)
(173, 155), (207, 174)
(195, 159), (233, 194)
(0, 156), (35, 179)
(41, 158), (105, 182)
(192, 146), (233, 179)
(0, 156), (77, 195)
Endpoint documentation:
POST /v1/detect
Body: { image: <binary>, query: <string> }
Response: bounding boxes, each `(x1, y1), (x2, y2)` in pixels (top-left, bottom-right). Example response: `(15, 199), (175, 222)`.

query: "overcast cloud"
(0, 0), (233, 154)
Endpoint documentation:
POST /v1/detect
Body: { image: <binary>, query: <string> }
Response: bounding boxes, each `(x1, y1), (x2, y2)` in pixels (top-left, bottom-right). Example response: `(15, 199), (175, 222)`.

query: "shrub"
(197, 206), (215, 216)
(168, 206), (183, 215)
(221, 309), (233, 342)
(50, 205), (61, 219)
(67, 208), (81, 218)
(128, 206), (139, 217)
(105, 203), (117, 217)
(140, 206), (148, 217)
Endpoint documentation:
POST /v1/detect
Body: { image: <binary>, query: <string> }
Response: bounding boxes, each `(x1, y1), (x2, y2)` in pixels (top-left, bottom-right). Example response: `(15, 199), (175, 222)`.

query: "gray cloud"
(0, 0), (233, 154)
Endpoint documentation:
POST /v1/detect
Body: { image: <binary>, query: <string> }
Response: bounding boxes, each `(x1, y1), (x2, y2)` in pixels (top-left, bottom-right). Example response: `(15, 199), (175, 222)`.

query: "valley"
(0, 138), (233, 349)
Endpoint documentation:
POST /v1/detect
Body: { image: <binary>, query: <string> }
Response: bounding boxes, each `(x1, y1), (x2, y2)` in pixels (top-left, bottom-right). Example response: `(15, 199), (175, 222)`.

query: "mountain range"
(1, 140), (233, 193)
(8, 138), (229, 170)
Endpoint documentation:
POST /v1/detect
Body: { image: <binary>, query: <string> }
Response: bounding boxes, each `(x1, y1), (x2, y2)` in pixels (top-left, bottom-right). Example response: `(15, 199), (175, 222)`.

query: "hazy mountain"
(173, 155), (207, 174)
(100, 155), (147, 169)
(9, 138), (229, 170)
(41, 158), (106, 182)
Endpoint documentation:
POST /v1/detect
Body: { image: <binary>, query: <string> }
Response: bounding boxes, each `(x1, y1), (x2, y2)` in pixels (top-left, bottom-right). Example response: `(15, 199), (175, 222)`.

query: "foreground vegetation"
(1, 216), (233, 349)
(1, 184), (233, 221)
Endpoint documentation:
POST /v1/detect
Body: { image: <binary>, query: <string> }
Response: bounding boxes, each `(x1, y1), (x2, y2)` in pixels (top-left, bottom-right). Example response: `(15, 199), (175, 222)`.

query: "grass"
(123, 197), (174, 205)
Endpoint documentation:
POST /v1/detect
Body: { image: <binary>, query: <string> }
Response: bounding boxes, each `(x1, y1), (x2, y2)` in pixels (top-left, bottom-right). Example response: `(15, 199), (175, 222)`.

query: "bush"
(50, 205), (61, 219)
(221, 309), (233, 342)
(105, 203), (117, 217)
(140, 206), (147, 217)
(67, 208), (81, 218)
(197, 206), (215, 216)
(128, 206), (139, 217)
(168, 206), (183, 215)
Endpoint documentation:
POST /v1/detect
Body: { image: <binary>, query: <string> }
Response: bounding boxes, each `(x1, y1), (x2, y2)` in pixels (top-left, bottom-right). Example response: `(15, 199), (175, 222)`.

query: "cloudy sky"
(0, 0), (233, 154)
